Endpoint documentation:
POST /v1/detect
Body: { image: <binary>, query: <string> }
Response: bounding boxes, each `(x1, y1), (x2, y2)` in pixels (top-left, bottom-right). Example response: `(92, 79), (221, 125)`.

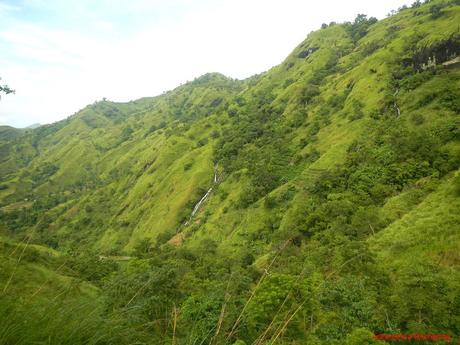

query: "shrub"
(264, 195), (277, 209)
(197, 138), (208, 147)
(210, 130), (220, 138)
(183, 162), (193, 171)
(410, 113), (425, 125)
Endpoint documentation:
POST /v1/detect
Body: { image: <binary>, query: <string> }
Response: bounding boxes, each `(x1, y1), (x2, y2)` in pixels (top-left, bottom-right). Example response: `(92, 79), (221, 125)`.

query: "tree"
(430, 4), (443, 18)
(0, 78), (15, 99)
(348, 14), (378, 42)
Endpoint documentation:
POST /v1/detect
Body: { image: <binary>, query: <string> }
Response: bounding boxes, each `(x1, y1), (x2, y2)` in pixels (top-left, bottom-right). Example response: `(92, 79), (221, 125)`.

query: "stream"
(184, 166), (219, 226)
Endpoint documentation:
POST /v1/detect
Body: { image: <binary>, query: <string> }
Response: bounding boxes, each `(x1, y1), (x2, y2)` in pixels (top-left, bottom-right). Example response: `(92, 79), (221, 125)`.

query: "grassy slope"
(180, 1), (460, 259)
(0, 235), (98, 299)
(371, 170), (460, 269)
(0, 1), (458, 255)
(0, 235), (105, 344)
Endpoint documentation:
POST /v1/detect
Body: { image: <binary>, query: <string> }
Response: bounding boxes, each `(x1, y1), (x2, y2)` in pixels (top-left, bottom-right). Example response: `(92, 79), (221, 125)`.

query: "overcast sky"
(0, 0), (412, 128)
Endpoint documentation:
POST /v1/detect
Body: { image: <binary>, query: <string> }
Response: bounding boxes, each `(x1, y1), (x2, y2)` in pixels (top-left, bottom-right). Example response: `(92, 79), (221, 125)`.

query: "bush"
(210, 129), (220, 138)
(156, 231), (175, 247)
(362, 41), (381, 56)
(183, 162), (193, 171)
(410, 113), (425, 125)
(197, 138), (208, 147)
(263, 195), (277, 209)
(345, 328), (382, 345)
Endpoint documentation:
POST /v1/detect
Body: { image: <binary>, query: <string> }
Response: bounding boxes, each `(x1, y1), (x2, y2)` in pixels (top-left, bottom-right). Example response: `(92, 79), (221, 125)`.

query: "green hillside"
(0, 0), (459, 344)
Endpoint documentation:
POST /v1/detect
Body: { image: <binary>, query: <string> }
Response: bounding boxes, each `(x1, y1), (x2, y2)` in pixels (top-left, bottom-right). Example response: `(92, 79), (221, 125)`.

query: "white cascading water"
(184, 165), (219, 225)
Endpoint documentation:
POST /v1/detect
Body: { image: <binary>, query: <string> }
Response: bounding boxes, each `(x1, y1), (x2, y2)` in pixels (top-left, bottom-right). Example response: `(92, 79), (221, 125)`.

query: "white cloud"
(95, 20), (113, 31)
(0, 3), (21, 14)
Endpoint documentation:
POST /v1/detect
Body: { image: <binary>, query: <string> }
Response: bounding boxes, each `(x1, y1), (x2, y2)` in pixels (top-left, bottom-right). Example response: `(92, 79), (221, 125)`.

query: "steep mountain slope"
(1, 73), (243, 251)
(0, 1), (459, 344)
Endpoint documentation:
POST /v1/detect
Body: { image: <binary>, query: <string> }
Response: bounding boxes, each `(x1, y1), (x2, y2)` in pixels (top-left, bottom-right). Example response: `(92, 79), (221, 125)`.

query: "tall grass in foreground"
(0, 295), (152, 345)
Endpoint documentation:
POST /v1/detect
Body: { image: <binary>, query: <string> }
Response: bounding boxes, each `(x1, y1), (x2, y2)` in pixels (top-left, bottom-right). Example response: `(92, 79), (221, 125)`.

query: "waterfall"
(190, 187), (213, 219)
(184, 165), (219, 226)
(393, 89), (401, 117)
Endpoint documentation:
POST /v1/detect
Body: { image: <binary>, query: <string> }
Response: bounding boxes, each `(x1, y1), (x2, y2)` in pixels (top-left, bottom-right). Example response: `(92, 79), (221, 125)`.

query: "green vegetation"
(0, 0), (459, 343)
(0, 78), (14, 99)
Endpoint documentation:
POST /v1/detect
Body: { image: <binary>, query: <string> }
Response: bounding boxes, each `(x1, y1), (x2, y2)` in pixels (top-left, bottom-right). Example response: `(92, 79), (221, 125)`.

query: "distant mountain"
(0, 1), (459, 344)
(0, 125), (23, 140)
(25, 123), (41, 129)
